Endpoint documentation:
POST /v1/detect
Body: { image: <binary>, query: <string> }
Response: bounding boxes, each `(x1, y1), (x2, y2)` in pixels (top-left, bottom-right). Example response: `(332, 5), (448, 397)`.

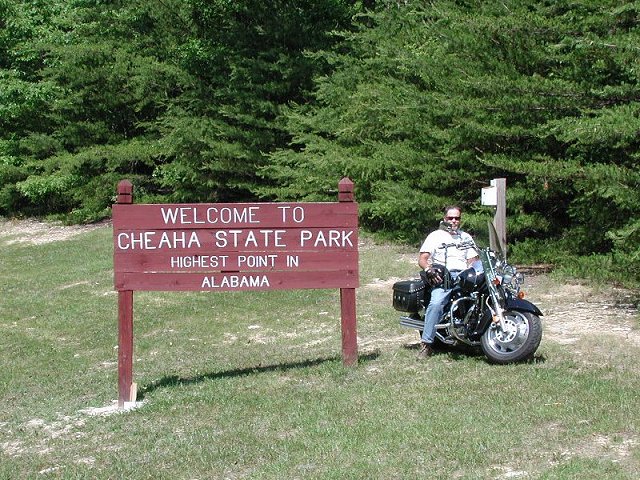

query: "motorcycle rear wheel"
(480, 310), (542, 364)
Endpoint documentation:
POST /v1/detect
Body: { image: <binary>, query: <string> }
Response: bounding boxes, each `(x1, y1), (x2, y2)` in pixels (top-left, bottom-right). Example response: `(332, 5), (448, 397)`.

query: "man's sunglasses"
(445, 216), (460, 221)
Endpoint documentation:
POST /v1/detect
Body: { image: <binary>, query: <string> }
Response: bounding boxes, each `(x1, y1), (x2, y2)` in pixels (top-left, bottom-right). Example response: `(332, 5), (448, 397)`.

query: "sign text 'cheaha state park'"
(113, 203), (359, 292)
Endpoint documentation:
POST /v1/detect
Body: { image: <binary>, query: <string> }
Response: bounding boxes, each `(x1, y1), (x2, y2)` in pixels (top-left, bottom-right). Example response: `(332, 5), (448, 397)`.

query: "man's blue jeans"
(420, 287), (453, 344)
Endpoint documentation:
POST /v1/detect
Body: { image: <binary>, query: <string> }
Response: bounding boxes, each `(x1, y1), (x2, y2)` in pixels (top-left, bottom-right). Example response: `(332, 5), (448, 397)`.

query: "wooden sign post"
(481, 178), (507, 255)
(113, 178), (359, 407)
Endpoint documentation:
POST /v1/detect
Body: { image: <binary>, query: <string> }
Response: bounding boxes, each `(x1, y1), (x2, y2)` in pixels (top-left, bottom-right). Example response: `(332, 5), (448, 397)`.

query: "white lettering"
(245, 230), (259, 248)
(214, 229), (242, 247)
(314, 231), (327, 247)
(170, 255), (229, 269)
(200, 274), (270, 289)
(161, 206), (260, 225)
(286, 255), (299, 267)
(273, 230), (285, 247)
(299, 230), (354, 248)
(341, 230), (355, 247)
(300, 230), (313, 246)
(117, 231), (157, 250)
(278, 205), (305, 223)
(213, 229), (286, 248)
(214, 230), (228, 247)
(160, 208), (179, 224)
(237, 254), (278, 268)
(116, 231), (202, 250)
(157, 231), (201, 249)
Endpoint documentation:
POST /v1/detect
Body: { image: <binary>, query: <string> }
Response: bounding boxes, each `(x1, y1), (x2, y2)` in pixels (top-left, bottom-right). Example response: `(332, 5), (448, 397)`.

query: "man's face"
(444, 208), (461, 231)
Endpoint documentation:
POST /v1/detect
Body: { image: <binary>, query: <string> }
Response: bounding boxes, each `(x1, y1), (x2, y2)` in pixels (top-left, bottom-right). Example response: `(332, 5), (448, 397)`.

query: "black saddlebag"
(392, 278), (426, 313)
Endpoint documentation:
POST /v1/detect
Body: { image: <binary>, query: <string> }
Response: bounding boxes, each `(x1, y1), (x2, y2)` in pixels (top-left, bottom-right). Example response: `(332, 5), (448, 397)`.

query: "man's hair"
(442, 205), (462, 215)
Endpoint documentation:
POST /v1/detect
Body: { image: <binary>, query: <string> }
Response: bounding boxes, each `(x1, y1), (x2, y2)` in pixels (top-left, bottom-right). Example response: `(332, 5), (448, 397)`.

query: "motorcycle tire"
(480, 310), (542, 364)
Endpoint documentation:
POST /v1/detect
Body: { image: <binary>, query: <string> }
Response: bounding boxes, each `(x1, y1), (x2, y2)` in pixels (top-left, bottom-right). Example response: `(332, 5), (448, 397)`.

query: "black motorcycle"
(392, 237), (543, 364)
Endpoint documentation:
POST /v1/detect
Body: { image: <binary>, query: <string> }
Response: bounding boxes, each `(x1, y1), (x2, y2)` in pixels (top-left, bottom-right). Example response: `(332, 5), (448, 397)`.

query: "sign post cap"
(117, 180), (133, 204)
(338, 177), (354, 202)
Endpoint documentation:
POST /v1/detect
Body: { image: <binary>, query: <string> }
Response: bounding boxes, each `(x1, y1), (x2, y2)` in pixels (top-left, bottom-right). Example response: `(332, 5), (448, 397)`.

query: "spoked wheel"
(481, 310), (542, 364)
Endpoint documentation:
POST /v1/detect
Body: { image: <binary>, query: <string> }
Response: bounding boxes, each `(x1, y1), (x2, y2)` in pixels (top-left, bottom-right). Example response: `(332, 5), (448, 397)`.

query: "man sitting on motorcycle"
(417, 205), (479, 359)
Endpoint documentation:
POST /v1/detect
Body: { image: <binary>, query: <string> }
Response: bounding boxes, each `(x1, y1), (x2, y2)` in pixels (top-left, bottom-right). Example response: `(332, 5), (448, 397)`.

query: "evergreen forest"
(1, 0), (639, 283)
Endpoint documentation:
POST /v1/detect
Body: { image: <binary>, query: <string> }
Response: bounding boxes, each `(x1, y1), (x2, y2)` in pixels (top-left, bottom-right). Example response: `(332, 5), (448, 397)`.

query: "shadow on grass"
(403, 341), (482, 358)
(137, 351), (380, 400)
(403, 341), (547, 364)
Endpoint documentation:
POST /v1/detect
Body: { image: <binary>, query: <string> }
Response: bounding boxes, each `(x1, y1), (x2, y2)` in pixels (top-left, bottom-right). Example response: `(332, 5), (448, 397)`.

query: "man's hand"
(424, 267), (443, 286)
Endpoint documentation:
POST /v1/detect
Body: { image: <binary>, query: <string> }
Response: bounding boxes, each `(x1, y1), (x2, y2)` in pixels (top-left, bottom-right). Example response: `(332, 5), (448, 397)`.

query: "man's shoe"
(417, 342), (434, 359)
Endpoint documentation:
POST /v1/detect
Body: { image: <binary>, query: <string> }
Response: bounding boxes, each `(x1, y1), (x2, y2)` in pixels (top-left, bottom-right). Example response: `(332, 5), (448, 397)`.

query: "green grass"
(1, 225), (639, 479)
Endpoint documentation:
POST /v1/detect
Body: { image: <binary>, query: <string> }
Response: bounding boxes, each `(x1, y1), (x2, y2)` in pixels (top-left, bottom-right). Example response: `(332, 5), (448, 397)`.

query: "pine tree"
(261, 0), (640, 278)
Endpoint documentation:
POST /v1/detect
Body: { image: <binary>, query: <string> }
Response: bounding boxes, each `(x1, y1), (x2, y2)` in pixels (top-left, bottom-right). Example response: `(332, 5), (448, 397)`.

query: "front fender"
(506, 297), (543, 316)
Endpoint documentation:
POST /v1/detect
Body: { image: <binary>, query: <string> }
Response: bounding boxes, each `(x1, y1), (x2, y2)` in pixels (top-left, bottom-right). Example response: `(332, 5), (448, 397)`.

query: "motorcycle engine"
(449, 294), (476, 325)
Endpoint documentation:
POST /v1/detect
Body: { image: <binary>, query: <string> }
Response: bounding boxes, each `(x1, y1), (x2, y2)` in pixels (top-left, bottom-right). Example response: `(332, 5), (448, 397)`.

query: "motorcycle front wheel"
(481, 311), (542, 364)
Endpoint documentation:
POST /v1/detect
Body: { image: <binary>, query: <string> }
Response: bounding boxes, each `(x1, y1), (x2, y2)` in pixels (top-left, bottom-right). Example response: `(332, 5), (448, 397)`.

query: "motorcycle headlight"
(499, 264), (516, 285)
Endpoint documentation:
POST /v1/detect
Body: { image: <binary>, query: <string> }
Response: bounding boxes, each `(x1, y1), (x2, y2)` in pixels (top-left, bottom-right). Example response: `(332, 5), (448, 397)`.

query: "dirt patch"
(364, 277), (408, 290)
(0, 218), (109, 245)
(522, 274), (639, 349)
(365, 269), (640, 351)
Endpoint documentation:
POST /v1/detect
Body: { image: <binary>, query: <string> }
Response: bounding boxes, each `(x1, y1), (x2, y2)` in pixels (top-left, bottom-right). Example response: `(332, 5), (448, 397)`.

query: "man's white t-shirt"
(419, 229), (477, 271)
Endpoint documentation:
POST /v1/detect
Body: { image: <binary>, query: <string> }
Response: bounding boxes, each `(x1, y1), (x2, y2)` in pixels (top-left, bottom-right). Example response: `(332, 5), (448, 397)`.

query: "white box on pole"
(481, 186), (497, 206)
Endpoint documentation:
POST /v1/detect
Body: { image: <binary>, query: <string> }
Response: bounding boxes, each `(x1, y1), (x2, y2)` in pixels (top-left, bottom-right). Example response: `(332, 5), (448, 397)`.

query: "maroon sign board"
(113, 178), (359, 407)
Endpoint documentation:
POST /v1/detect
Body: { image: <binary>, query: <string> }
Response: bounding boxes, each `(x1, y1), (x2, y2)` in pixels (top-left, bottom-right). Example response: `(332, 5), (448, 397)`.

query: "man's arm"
(418, 252), (431, 270)
(464, 233), (479, 266)
(466, 255), (480, 266)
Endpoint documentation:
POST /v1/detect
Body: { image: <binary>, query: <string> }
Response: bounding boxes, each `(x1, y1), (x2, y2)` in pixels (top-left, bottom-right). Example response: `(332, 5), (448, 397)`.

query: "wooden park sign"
(113, 178), (359, 406)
